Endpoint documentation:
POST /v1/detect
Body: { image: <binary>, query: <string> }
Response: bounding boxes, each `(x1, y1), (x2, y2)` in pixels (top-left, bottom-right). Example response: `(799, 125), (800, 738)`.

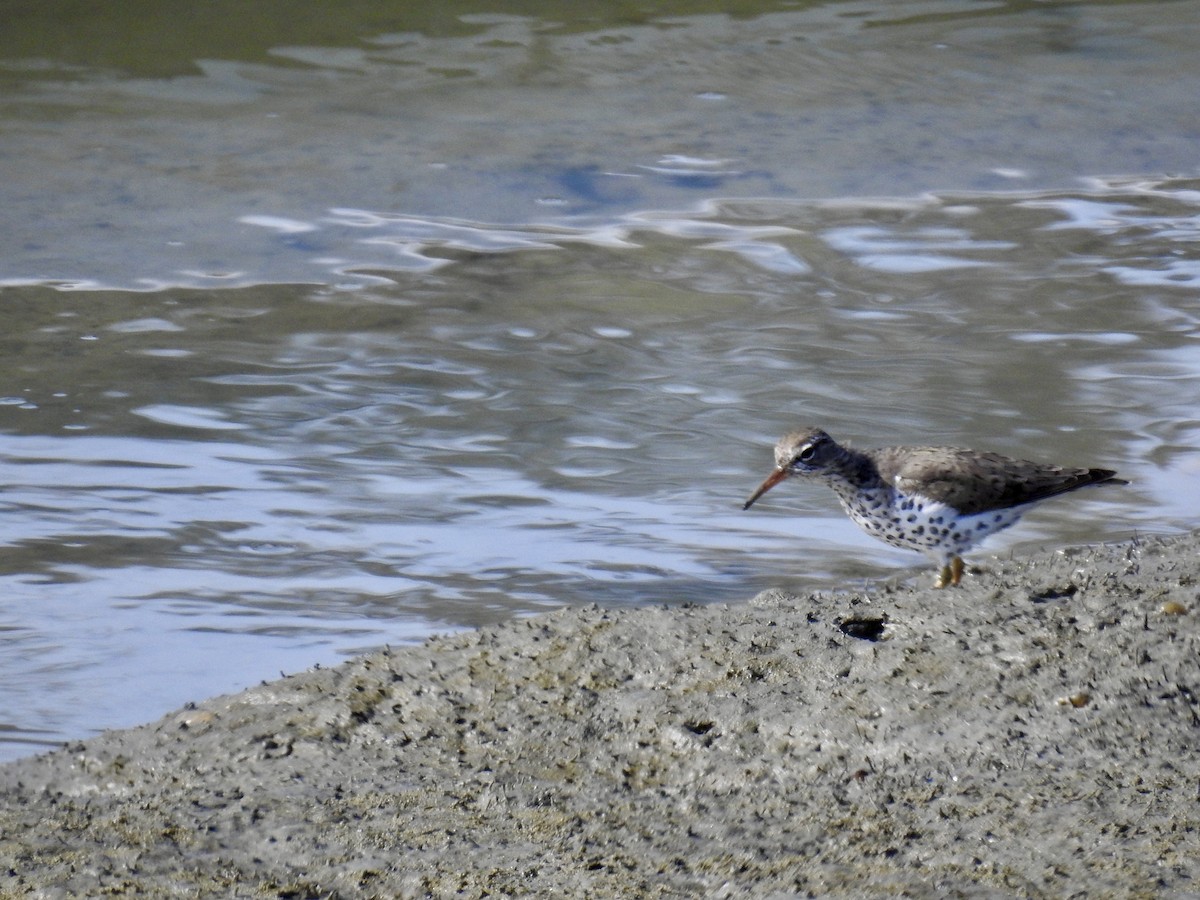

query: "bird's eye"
(797, 444), (816, 462)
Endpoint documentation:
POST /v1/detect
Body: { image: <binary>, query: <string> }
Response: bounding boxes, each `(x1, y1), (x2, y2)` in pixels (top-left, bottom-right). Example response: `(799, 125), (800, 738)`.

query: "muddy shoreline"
(2, 535), (1198, 897)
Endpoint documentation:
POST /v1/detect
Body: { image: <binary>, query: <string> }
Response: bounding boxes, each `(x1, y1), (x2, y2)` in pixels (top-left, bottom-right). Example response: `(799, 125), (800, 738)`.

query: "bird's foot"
(934, 556), (965, 589)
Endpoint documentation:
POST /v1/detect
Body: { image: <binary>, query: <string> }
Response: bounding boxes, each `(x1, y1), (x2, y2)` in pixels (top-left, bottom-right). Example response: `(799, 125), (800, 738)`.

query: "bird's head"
(743, 427), (837, 510)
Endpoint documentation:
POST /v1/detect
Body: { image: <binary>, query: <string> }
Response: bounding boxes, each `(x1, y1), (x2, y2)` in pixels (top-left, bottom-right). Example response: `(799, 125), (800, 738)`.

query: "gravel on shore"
(2, 534), (1198, 898)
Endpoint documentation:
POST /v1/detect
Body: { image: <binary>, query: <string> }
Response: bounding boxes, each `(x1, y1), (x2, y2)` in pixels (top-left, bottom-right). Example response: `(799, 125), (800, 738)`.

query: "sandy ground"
(2, 534), (1198, 898)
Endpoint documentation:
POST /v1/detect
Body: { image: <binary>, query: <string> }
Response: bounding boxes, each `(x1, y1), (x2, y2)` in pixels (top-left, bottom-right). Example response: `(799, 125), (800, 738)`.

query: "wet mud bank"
(2, 534), (1198, 897)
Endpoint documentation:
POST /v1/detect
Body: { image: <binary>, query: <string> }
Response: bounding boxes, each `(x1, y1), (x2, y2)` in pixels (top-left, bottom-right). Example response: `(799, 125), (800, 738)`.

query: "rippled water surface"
(1, 0), (1198, 757)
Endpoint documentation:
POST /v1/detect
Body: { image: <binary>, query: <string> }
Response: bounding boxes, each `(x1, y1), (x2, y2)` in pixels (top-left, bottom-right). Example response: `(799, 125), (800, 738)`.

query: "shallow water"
(1, 0), (1198, 757)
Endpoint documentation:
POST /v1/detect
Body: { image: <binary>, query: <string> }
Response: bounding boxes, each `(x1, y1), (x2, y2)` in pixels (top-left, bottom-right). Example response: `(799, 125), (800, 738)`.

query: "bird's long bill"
(743, 467), (790, 510)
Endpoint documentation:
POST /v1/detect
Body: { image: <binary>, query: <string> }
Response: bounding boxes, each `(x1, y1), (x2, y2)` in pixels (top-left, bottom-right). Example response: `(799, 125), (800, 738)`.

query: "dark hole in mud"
(837, 615), (887, 642)
(1030, 584), (1078, 603)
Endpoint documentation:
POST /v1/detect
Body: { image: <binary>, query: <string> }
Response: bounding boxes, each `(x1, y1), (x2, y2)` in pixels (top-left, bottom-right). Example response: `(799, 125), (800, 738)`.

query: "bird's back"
(872, 445), (1122, 516)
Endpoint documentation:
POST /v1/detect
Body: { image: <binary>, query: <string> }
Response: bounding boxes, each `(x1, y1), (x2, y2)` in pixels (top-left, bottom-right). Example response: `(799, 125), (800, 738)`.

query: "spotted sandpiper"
(743, 427), (1124, 588)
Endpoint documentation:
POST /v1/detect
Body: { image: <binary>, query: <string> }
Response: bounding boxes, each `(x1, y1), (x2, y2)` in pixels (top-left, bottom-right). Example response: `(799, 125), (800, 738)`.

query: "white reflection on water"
(821, 226), (1013, 272)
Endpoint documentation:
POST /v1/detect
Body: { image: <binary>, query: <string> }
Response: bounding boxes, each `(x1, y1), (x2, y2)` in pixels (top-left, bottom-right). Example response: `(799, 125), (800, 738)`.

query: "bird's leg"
(934, 556), (966, 589)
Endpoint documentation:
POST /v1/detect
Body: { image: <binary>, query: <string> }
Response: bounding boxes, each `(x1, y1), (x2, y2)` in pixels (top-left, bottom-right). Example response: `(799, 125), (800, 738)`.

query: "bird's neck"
(821, 446), (888, 499)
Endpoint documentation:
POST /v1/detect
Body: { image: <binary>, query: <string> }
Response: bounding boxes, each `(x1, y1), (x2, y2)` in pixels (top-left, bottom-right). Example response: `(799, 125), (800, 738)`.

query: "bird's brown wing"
(880, 447), (1118, 515)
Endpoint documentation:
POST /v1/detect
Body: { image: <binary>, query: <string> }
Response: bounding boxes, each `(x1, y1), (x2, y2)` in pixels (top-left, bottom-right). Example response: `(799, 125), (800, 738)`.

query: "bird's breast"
(835, 487), (1024, 554)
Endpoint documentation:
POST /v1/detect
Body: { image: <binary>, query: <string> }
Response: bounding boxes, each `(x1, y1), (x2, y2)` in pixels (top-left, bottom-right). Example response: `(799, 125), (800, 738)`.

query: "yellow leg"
(934, 556), (965, 589)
